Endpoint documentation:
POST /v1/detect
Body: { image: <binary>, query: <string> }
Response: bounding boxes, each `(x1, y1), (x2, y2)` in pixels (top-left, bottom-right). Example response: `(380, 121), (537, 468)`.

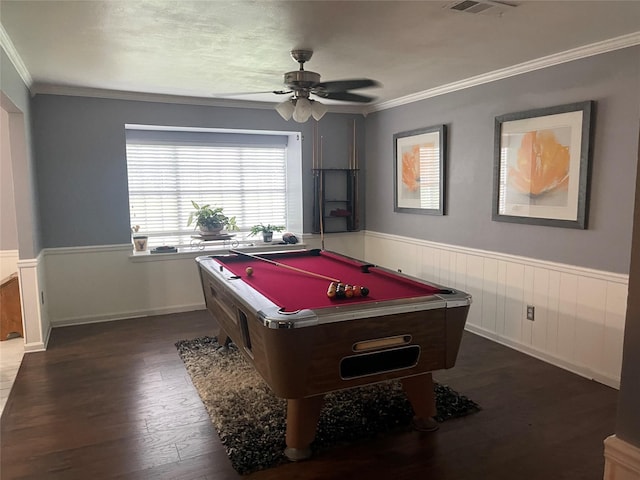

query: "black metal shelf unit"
(313, 168), (359, 233)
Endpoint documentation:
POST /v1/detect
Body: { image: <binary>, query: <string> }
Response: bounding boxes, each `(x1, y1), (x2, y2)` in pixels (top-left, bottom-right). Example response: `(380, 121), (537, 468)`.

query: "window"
(125, 127), (300, 247)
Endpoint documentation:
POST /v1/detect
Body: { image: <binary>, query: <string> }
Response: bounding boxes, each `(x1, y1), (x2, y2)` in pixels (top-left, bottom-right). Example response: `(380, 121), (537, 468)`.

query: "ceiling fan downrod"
(290, 49), (314, 68)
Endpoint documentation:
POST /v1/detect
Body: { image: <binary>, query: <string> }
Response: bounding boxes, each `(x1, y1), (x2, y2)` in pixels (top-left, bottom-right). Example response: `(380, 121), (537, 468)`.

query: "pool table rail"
(196, 253), (471, 329)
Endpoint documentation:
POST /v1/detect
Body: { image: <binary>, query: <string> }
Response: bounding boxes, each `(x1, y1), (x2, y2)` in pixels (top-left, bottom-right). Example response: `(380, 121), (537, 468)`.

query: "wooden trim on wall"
(604, 435), (640, 480)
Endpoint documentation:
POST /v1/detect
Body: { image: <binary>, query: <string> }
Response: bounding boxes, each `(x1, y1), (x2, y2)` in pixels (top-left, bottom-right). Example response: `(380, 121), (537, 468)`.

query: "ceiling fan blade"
(212, 90), (292, 97)
(315, 91), (376, 103)
(313, 79), (380, 93)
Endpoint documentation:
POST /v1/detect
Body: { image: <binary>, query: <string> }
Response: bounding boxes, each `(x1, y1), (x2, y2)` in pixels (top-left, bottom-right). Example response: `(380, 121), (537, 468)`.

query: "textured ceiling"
(1, 0), (640, 107)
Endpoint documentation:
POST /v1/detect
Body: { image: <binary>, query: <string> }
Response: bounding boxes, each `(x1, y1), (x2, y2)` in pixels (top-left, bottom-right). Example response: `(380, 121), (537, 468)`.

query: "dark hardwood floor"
(1, 311), (617, 480)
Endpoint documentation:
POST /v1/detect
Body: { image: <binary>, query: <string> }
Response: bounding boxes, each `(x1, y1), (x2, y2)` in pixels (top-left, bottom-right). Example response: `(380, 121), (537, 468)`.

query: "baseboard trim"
(465, 323), (620, 389)
(24, 341), (46, 352)
(604, 435), (640, 480)
(42, 323), (51, 349)
(51, 303), (206, 328)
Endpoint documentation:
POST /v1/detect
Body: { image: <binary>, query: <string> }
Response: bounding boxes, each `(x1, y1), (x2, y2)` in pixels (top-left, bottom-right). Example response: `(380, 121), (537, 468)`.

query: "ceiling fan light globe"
(311, 101), (328, 121)
(275, 100), (295, 120)
(292, 98), (312, 122)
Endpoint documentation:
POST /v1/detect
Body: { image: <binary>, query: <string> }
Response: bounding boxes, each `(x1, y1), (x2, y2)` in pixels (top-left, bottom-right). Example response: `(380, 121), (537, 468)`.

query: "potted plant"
(187, 201), (238, 234)
(249, 223), (285, 243)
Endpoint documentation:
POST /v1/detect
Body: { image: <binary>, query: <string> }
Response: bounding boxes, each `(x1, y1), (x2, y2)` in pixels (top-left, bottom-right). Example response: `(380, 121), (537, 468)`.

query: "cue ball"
(246, 267), (253, 276)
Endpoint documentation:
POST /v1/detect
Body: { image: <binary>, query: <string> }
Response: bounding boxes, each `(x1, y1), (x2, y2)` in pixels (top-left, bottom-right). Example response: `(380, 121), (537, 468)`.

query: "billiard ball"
(246, 267), (254, 276)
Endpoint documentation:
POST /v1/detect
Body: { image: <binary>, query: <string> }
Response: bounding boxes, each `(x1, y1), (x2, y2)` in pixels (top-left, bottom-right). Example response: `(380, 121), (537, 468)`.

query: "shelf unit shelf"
(313, 168), (359, 234)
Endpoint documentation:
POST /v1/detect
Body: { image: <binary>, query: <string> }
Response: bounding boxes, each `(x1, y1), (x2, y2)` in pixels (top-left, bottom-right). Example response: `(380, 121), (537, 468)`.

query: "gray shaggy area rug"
(175, 336), (480, 475)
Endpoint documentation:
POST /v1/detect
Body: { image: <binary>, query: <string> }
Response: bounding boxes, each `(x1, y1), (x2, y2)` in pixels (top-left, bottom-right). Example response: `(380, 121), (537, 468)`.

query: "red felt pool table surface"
(218, 250), (442, 312)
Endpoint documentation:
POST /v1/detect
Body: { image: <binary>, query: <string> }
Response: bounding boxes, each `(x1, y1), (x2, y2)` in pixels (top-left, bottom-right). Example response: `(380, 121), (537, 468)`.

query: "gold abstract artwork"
(402, 144), (422, 192)
(509, 130), (570, 197)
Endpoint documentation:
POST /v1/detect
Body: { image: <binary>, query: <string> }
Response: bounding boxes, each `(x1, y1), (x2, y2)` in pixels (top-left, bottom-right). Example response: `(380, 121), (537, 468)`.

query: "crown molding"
(31, 83), (368, 115)
(31, 84), (278, 109)
(0, 23), (33, 88)
(369, 31), (640, 113)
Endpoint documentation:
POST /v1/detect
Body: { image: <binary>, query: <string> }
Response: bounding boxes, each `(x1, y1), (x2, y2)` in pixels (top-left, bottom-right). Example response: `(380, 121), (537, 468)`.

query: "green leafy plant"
(187, 201), (238, 231)
(248, 223), (285, 236)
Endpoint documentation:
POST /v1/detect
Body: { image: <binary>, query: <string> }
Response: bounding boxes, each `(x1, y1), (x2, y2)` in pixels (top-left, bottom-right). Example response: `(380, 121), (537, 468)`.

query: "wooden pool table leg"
(284, 395), (325, 461)
(401, 373), (439, 432)
(219, 332), (232, 348)
(216, 324), (233, 349)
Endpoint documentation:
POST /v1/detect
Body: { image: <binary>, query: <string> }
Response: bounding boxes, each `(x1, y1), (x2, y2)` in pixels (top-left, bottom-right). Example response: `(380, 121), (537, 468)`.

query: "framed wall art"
(492, 101), (594, 229)
(394, 124), (446, 215)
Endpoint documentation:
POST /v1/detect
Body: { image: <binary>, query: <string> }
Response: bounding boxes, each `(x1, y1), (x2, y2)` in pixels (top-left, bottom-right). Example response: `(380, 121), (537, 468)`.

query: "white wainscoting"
(44, 244), (208, 327)
(0, 249), (19, 279)
(17, 254), (50, 352)
(363, 231), (628, 388)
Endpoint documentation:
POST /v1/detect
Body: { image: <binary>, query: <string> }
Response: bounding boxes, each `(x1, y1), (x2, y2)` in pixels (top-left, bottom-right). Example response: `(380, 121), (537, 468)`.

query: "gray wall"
(365, 46), (640, 274)
(1, 47), (41, 258)
(31, 95), (364, 248)
(1, 108), (18, 250)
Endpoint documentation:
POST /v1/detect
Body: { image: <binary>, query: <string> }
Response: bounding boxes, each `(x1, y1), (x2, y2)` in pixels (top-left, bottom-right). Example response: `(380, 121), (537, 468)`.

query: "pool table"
(196, 249), (471, 460)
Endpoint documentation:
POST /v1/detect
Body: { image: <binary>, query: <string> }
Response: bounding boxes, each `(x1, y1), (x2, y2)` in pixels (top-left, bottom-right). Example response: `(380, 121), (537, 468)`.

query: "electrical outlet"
(526, 305), (535, 321)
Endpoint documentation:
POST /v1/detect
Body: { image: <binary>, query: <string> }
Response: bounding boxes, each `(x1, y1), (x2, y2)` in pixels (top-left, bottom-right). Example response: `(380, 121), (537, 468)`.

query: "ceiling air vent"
(446, 0), (519, 16)
(451, 1), (492, 13)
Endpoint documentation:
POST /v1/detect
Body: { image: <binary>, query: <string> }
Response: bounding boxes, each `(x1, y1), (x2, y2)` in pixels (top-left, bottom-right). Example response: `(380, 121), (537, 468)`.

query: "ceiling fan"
(271, 49), (381, 122)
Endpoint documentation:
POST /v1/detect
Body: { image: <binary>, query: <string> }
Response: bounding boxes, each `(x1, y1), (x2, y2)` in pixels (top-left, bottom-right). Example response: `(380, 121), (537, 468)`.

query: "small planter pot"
(133, 235), (148, 252)
(262, 231), (273, 243)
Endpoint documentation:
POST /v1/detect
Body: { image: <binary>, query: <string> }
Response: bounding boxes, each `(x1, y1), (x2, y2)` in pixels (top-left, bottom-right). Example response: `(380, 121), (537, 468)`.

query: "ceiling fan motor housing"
(277, 48), (377, 105)
(284, 70), (321, 90)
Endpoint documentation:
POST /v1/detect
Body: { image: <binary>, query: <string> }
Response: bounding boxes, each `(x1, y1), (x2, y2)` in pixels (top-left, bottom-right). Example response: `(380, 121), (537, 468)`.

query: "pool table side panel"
(201, 269), (240, 333)
(445, 305), (470, 368)
(247, 310), (448, 398)
(295, 310), (447, 397)
(245, 312), (319, 396)
(201, 267), (315, 392)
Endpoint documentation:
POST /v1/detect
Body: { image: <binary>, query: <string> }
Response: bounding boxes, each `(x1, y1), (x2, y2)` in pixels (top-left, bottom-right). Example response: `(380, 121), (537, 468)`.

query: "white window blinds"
(126, 130), (288, 246)
(419, 144), (441, 209)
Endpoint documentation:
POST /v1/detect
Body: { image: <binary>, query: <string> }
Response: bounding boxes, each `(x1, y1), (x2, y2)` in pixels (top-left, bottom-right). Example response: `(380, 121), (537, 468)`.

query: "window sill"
(129, 241), (305, 262)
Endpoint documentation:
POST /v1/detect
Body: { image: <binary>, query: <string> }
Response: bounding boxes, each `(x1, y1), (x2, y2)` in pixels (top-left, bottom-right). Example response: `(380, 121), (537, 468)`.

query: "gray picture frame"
(393, 124), (447, 216)
(492, 101), (594, 229)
